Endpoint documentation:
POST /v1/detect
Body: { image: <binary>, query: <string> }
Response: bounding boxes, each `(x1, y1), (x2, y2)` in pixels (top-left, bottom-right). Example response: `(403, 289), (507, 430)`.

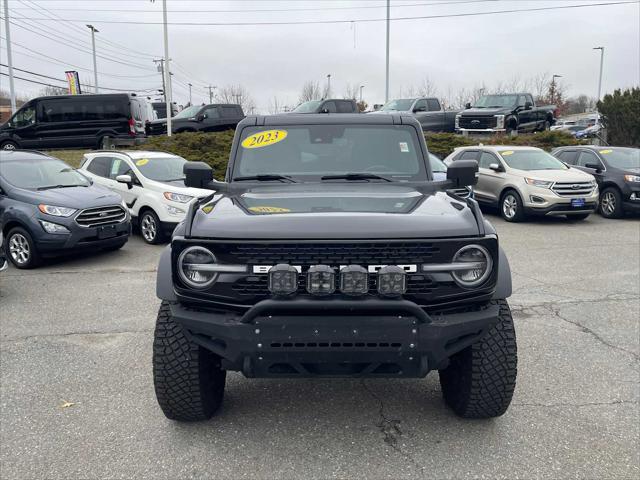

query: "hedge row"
(136, 129), (585, 179)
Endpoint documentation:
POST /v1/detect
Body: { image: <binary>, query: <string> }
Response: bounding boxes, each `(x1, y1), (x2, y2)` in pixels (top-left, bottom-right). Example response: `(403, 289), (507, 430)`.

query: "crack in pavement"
(361, 379), (425, 475)
(511, 269), (640, 298)
(513, 399), (639, 408)
(4, 268), (157, 278)
(1, 328), (153, 343)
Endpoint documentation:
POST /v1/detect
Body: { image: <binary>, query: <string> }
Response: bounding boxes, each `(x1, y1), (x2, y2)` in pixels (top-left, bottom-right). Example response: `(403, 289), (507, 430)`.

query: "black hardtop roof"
(27, 93), (130, 102)
(237, 113), (421, 128)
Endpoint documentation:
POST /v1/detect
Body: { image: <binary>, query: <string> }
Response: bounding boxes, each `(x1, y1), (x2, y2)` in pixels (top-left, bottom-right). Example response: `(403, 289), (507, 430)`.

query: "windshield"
(292, 100), (322, 113)
(474, 95), (518, 108)
(0, 155), (90, 189)
(134, 156), (188, 181)
(174, 105), (201, 119)
(429, 153), (447, 173)
(234, 125), (427, 181)
(499, 150), (568, 171)
(380, 99), (415, 111)
(599, 148), (640, 170)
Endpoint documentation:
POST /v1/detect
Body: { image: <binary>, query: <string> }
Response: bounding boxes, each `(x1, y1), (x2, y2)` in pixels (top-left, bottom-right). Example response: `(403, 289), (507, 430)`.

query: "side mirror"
(489, 163), (503, 172)
(116, 174), (133, 189)
(584, 163), (602, 171)
(196, 114), (205, 122)
(413, 106), (426, 113)
(465, 102), (472, 109)
(447, 159), (478, 187)
(184, 161), (214, 189)
(320, 108), (330, 114)
(524, 102), (533, 110)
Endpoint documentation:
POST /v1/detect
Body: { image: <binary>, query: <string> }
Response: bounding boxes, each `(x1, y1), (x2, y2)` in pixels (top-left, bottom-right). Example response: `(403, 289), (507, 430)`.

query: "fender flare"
(493, 246), (512, 299)
(156, 245), (177, 301)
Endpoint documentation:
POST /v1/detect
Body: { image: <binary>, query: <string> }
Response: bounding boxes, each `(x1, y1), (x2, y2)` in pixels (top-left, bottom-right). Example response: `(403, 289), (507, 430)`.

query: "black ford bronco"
(153, 114), (517, 421)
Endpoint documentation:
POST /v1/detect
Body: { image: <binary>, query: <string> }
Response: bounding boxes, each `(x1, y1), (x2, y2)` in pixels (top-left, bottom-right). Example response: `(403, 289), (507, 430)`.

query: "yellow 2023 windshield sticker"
(501, 150), (514, 156)
(136, 158), (149, 166)
(241, 130), (288, 149)
(249, 206), (291, 213)
(599, 149), (613, 154)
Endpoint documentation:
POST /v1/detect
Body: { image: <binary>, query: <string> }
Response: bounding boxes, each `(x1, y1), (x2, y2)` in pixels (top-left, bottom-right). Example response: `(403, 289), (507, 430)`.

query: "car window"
(479, 152), (497, 169)
(597, 148), (640, 169)
(380, 99), (415, 111)
(427, 99), (441, 111)
(577, 151), (603, 168)
(221, 106), (239, 117)
(458, 150), (479, 161)
(134, 156), (188, 182)
(517, 96), (527, 107)
(86, 156), (113, 178)
(109, 158), (133, 179)
(499, 150), (568, 171)
(235, 125), (427, 181)
(292, 100), (322, 113)
(337, 101), (354, 113)
(203, 107), (220, 119)
(556, 150), (578, 165)
(429, 154), (447, 173)
(8, 104), (36, 128)
(1, 155), (90, 189)
(413, 99), (427, 111)
(174, 105), (201, 119)
(322, 101), (337, 113)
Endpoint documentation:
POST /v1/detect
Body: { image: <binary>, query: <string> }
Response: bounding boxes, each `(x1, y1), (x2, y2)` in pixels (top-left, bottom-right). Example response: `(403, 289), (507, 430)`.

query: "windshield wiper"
(37, 184), (83, 190)
(321, 173), (392, 182)
(233, 174), (296, 183)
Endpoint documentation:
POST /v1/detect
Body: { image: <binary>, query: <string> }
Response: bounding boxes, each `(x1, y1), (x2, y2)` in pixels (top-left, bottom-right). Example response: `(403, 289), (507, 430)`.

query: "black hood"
(460, 107), (512, 116)
(189, 183), (481, 240)
(12, 183), (122, 209)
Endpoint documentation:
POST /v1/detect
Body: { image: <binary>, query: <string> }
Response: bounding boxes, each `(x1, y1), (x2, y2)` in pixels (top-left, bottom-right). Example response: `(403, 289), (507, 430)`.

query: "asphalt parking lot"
(1, 212), (638, 479)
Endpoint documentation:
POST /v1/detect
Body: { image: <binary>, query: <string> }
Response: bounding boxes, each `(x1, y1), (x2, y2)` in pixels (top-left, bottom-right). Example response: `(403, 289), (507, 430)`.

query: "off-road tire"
(153, 301), (226, 421)
(439, 299), (517, 419)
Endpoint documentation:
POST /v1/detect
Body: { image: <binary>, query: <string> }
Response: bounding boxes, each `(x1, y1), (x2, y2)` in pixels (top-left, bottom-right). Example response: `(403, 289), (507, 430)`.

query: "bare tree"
(298, 80), (321, 103)
(39, 86), (67, 96)
(532, 72), (550, 101)
(453, 87), (470, 109)
(217, 84), (256, 113)
(268, 96), (283, 114)
(343, 82), (360, 100)
(417, 76), (438, 97)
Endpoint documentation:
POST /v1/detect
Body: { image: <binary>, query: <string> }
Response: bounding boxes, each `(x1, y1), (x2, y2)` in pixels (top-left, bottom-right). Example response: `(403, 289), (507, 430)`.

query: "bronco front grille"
(214, 242), (440, 265)
(552, 181), (594, 197)
(75, 205), (126, 227)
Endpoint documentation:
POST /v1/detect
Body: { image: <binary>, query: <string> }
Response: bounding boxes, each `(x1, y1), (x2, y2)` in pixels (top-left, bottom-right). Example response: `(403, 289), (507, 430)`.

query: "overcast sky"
(1, 0), (639, 112)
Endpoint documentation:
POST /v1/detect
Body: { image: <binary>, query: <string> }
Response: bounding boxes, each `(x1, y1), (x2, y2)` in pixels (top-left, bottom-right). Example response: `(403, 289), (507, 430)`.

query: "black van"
(0, 93), (145, 150)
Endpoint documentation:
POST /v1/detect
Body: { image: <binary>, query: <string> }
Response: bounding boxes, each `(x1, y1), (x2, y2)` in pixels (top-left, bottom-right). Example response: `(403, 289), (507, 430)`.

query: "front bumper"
(170, 297), (500, 378)
(623, 190), (640, 213)
(36, 219), (131, 255)
(457, 128), (506, 135)
(523, 188), (599, 216)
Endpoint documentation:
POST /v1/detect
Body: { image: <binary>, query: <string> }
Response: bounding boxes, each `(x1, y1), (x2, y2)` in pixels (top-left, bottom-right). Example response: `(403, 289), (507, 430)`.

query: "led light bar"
(268, 264), (298, 296)
(306, 265), (335, 296)
(339, 265), (368, 296)
(377, 265), (407, 297)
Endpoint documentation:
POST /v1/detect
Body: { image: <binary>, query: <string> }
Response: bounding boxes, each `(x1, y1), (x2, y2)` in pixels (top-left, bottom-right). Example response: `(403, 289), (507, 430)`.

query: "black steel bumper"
(170, 297), (500, 378)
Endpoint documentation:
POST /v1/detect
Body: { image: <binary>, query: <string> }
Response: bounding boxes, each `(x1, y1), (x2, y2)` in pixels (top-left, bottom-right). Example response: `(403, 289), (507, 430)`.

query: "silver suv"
(444, 146), (598, 221)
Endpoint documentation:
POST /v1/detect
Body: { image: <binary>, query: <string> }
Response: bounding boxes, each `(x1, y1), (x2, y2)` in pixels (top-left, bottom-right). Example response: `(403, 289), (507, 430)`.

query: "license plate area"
(98, 225), (117, 239)
(571, 198), (586, 207)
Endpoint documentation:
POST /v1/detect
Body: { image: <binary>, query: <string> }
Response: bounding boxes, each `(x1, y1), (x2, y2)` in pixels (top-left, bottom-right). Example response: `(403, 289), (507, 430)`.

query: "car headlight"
(164, 192), (194, 203)
(524, 178), (554, 188)
(178, 246), (246, 289)
(624, 174), (640, 183)
(450, 245), (492, 288)
(39, 220), (70, 234)
(38, 204), (77, 217)
(495, 115), (505, 129)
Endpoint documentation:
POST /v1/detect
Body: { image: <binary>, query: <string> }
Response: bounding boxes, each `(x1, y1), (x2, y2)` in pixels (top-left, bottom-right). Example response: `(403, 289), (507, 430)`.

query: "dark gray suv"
(0, 151), (131, 268)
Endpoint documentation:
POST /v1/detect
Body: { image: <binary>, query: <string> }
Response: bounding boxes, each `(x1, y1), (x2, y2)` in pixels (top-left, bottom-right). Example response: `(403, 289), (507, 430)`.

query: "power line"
(0, 71), (65, 89)
(4, 1), (635, 25)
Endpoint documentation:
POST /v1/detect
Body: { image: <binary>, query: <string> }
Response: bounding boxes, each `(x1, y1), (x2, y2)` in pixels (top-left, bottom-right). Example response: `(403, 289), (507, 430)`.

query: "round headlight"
(178, 246), (218, 289)
(451, 245), (492, 287)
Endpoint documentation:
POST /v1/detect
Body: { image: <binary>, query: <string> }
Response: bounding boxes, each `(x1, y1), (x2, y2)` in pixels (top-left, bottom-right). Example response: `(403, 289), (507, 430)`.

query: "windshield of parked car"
(134, 156), (188, 181)
(292, 100), (322, 113)
(234, 125), (427, 181)
(474, 95), (518, 108)
(429, 154), (447, 173)
(0, 155), (90, 189)
(599, 148), (640, 170)
(173, 105), (202, 119)
(499, 149), (568, 171)
(380, 99), (415, 111)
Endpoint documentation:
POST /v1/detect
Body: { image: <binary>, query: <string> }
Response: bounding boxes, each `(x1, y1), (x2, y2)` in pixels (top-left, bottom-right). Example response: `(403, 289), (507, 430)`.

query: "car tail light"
(128, 117), (136, 136)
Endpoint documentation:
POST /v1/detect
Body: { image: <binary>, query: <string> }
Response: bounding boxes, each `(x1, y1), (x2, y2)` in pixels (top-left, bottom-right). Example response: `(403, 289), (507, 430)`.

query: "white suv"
(80, 151), (212, 243)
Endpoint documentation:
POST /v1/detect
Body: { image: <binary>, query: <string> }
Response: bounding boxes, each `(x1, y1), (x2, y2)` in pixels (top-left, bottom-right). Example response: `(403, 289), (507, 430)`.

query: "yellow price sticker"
(249, 206), (291, 213)
(501, 150), (514, 156)
(599, 149), (613, 154)
(201, 205), (214, 214)
(136, 158), (149, 166)
(241, 130), (288, 149)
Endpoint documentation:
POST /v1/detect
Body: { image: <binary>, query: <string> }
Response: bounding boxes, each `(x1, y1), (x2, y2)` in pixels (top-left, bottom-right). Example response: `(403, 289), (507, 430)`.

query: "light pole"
(593, 46), (604, 101)
(156, 0), (173, 136)
(550, 74), (562, 104)
(326, 74), (331, 97)
(86, 24), (99, 93)
(188, 83), (192, 105)
(385, 0), (390, 103)
(3, 0), (16, 112)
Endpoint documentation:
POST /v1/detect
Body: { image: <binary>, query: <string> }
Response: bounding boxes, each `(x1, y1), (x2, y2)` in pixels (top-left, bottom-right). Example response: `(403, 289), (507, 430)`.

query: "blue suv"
(0, 150), (131, 269)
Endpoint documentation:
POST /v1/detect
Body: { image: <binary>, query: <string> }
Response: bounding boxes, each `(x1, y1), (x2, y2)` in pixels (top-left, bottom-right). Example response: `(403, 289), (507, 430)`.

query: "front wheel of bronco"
(153, 301), (226, 421)
(439, 299), (517, 418)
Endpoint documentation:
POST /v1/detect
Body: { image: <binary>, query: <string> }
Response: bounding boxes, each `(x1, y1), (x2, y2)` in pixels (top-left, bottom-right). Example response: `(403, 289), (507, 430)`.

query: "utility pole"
(207, 85), (216, 104)
(593, 46), (605, 101)
(160, 0), (172, 136)
(86, 24), (99, 93)
(385, 0), (390, 103)
(3, 0), (17, 113)
(326, 74), (331, 97)
(187, 83), (192, 105)
(153, 59), (166, 103)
